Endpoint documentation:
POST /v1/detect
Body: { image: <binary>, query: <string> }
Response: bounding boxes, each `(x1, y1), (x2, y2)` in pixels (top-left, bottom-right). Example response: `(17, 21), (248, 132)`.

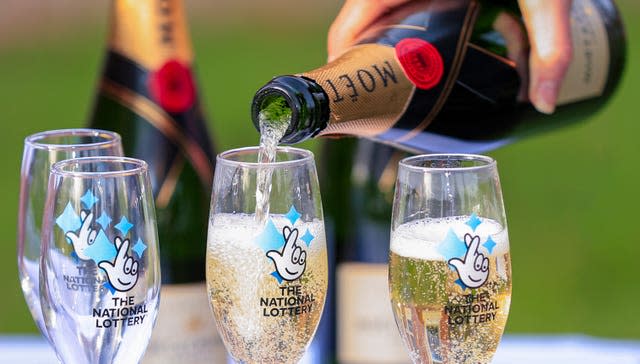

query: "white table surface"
(1, 334), (639, 364)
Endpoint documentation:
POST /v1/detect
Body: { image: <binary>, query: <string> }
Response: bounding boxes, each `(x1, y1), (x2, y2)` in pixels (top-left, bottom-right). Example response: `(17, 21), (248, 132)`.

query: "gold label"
(141, 283), (226, 364)
(302, 44), (415, 138)
(557, 0), (610, 105)
(110, 0), (193, 70)
(337, 263), (410, 364)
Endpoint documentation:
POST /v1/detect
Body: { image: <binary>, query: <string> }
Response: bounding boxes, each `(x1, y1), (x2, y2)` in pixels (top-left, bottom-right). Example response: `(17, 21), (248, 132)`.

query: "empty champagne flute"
(18, 129), (123, 340)
(206, 147), (328, 364)
(389, 154), (512, 364)
(40, 157), (160, 364)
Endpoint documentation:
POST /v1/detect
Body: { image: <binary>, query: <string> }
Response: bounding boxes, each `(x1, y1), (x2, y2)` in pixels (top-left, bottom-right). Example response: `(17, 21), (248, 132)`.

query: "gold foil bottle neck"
(109, 0), (194, 70)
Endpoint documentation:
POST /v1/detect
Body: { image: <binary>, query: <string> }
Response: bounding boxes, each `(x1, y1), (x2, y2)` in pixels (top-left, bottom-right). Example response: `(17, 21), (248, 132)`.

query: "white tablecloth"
(1, 334), (639, 363)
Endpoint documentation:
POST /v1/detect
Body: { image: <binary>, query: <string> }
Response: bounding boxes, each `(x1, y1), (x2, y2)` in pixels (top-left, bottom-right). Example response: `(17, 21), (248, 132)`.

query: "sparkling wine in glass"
(206, 146), (328, 364)
(389, 154), (512, 364)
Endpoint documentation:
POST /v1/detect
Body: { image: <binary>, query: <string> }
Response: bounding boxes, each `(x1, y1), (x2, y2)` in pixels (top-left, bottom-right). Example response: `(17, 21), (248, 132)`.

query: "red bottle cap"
(149, 60), (196, 113)
(395, 38), (444, 90)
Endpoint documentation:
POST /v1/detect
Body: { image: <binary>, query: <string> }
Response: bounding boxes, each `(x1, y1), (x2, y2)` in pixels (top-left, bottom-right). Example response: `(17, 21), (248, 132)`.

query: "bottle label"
(141, 283), (227, 364)
(110, 0), (193, 70)
(303, 44), (415, 137)
(556, 0), (610, 105)
(337, 263), (410, 364)
(302, 0), (480, 143)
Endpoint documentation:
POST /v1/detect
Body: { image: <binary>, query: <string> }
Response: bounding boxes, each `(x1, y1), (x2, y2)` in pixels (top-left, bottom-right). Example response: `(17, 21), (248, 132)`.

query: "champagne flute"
(206, 146), (328, 364)
(18, 129), (123, 340)
(40, 157), (161, 364)
(389, 154), (512, 364)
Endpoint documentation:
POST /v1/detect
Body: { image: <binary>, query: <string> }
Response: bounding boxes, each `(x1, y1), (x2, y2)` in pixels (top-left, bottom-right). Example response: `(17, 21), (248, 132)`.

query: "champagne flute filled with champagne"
(207, 147), (328, 364)
(389, 154), (511, 364)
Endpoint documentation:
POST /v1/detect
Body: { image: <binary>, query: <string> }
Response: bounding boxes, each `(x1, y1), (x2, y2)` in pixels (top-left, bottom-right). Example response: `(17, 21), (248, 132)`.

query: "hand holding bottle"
(252, 0), (623, 153)
(327, 0), (574, 114)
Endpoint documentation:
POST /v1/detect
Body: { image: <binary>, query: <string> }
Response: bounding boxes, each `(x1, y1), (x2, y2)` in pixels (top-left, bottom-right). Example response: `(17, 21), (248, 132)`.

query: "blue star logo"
(133, 238), (147, 258)
(271, 271), (284, 284)
(83, 229), (117, 264)
(80, 190), (99, 209)
(285, 206), (301, 225)
(300, 229), (314, 247)
(56, 202), (81, 234)
(115, 216), (133, 236)
(465, 213), (482, 231)
(454, 278), (468, 291)
(483, 236), (497, 254)
(96, 213), (112, 230)
(437, 228), (467, 262)
(256, 219), (285, 252)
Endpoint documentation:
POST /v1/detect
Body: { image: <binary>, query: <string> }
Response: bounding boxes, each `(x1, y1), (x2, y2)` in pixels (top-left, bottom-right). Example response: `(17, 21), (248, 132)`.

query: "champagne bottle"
(87, 0), (225, 362)
(251, 0), (626, 154)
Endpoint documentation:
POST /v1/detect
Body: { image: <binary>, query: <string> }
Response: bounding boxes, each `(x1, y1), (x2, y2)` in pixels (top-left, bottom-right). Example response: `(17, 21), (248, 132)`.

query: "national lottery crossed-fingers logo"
(55, 189), (147, 294)
(437, 213), (497, 291)
(255, 206), (316, 284)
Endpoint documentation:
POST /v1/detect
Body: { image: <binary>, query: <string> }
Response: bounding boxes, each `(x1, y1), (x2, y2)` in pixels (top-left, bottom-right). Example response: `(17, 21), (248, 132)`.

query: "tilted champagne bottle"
(87, 0), (226, 362)
(252, 0), (626, 154)
(255, 1), (626, 363)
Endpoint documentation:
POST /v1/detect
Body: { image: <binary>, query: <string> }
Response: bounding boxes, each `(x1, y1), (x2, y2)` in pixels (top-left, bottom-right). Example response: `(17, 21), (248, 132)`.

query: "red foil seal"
(395, 38), (444, 90)
(149, 60), (196, 113)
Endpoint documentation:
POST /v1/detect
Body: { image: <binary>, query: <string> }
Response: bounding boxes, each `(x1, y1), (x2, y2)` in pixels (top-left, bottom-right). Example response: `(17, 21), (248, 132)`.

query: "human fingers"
(328, 0), (412, 62)
(493, 12), (529, 101)
(519, 0), (573, 114)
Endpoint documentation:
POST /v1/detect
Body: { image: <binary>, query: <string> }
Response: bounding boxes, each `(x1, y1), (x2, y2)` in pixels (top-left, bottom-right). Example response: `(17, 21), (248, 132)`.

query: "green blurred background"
(0, 0), (638, 339)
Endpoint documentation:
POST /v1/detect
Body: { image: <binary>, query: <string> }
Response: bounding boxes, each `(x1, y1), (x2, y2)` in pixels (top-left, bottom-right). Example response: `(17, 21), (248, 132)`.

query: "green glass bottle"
(252, 0), (625, 154)
(87, 0), (225, 362)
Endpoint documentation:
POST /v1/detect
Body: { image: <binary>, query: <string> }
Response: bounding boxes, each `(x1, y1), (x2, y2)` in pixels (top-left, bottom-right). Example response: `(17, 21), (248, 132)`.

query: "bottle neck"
(108, 0), (193, 70)
(251, 76), (330, 144)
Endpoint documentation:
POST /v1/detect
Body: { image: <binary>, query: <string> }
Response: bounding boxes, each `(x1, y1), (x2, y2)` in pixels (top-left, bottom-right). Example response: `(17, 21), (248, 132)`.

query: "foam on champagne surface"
(391, 216), (509, 261)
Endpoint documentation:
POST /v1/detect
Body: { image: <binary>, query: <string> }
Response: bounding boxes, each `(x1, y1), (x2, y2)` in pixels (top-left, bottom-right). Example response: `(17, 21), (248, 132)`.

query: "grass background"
(0, 1), (638, 339)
